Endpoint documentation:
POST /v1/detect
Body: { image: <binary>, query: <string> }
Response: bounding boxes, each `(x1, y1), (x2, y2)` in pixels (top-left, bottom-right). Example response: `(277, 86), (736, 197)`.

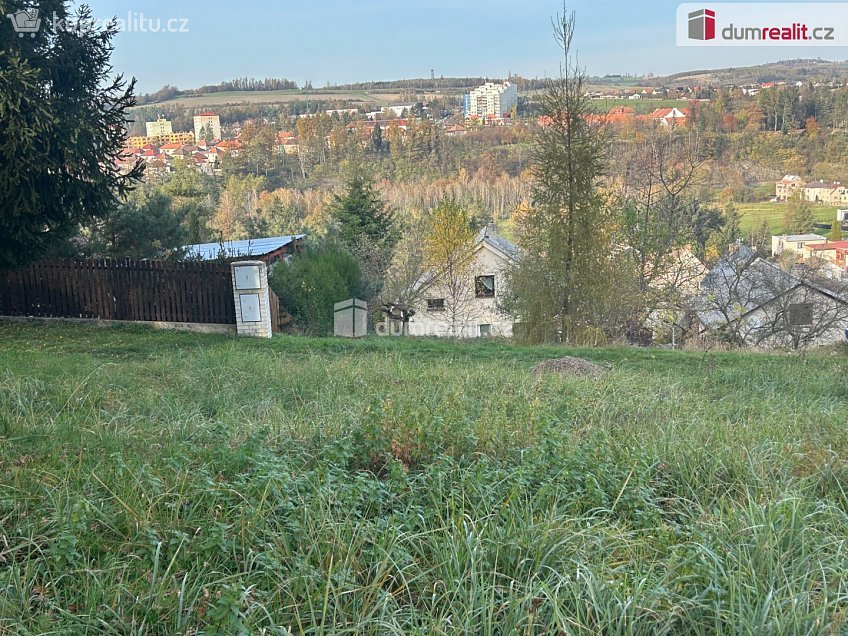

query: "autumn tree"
(240, 121), (277, 178)
(210, 174), (265, 240)
(615, 130), (705, 329)
(380, 207), (429, 311)
(421, 200), (478, 336)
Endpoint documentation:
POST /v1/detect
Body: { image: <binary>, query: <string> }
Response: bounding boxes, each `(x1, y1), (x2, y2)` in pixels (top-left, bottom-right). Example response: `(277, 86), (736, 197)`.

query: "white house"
(405, 228), (517, 338)
(775, 175), (805, 201)
(771, 234), (825, 257)
(694, 245), (848, 348)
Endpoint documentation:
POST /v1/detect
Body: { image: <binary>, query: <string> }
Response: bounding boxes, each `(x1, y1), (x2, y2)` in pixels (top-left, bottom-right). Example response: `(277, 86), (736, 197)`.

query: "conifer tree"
(0, 1), (143, 267)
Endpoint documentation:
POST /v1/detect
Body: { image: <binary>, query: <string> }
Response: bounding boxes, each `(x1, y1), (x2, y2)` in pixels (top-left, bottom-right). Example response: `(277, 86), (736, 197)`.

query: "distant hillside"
(591, 59), (848, 88)
(137, 60), (848, 108)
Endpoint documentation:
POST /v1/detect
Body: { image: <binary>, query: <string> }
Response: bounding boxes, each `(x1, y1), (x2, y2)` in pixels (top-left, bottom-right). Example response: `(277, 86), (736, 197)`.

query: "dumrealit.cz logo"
(688, 9), (715, 40)
(677, 3), (848, 46)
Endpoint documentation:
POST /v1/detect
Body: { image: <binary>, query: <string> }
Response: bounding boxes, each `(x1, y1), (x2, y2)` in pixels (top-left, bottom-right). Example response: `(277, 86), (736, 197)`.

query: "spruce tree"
(0, 1), (143, 267)
(783, 192), (815, 234)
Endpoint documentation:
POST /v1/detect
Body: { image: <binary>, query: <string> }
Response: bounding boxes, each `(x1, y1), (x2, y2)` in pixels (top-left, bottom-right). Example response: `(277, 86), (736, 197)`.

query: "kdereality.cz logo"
(6, 8), (189, 36)
(677, 3), (848, 46)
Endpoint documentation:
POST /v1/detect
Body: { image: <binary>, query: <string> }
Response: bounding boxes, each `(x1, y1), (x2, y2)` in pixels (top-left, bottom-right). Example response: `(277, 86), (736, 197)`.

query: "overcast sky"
(77, 0), (848, 93)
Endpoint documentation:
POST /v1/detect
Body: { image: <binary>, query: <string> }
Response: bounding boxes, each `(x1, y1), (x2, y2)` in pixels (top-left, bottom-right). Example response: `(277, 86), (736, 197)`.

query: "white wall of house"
(735, 284), (848, 347)
(772, 234), (824, 256)
(407, 241), (514, 337)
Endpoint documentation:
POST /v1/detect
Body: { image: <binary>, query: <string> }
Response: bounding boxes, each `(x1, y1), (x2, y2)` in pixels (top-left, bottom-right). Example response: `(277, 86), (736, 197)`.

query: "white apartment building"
(465, 82), (518, 119)
(145, 118), (173, 137)
(193, 112), (222, 142)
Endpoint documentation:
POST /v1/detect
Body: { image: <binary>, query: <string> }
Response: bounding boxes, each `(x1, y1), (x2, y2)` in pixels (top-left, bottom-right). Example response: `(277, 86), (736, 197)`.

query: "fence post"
(230, 260), (273, 338)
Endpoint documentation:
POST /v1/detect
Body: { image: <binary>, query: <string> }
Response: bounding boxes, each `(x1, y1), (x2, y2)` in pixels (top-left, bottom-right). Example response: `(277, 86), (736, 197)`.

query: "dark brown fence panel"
(268, 288), (281, 333)
(0, 259), (236, 325)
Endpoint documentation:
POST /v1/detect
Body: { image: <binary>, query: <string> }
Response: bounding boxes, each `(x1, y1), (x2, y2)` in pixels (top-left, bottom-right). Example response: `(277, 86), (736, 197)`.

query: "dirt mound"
(531, 356), (609, 378)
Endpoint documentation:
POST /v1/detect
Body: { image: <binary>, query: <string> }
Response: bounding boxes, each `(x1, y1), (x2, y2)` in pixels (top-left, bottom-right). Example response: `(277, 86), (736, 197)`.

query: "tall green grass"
(1, 323), (847, 634)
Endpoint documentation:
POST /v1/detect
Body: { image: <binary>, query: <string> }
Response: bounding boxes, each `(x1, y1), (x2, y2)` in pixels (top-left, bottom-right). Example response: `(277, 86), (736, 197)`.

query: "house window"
(789, 303), (813, 326)
(479, 324), (492, 337)
(475, 275), (495, 298)
(426, 298), (445, 312)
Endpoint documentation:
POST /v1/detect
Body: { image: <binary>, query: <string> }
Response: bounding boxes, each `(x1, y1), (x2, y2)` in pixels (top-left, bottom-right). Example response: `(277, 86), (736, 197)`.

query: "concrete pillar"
(230, 260), (272, 338)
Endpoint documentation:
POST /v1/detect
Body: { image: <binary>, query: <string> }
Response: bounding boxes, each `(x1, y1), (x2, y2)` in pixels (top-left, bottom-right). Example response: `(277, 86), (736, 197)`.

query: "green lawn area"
(2, 323), (848, 633)
(736, 202), (837, 235)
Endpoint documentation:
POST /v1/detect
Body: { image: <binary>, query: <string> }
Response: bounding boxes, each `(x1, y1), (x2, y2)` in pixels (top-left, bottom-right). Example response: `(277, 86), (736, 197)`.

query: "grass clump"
(1, 322), (847, 634)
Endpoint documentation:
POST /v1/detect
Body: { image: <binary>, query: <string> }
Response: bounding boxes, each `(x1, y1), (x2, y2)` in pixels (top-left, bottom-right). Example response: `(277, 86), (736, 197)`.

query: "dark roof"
(477, 227), (518, 258)
(695, 245), (796, 329)
(695, 245), (848, 329)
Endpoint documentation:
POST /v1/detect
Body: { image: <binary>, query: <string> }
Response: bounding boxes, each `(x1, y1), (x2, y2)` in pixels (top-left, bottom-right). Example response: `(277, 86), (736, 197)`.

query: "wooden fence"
(0, 259), (236, 325)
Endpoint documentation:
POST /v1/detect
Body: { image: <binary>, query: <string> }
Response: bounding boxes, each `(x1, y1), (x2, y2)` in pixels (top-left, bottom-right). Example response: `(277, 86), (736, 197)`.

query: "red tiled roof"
(806, 240), (848, 251)
(608, 106), (635, 115)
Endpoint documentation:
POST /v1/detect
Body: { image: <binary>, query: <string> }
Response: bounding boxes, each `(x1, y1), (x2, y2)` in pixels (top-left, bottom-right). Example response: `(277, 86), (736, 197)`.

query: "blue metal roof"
(182, 235), (304, 261)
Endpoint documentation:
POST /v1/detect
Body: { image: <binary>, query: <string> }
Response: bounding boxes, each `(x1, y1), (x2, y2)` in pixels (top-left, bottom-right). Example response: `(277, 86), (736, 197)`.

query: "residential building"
(647, 107), (689, 126)
(145, 118), (173, 137)
(771, 234), (825, 257)
(694, 244), (848, 347)
(326, 108), (360, 117)
(400, 228), (517, 338)
(464, 82), (518, 120)
(443, 124), (467, 137)
(802, 181), (848, 206)
(126, 132), (194, 148)
(215, 139), (244, 156)
(193, 112), (222, 143)
(802, 239), (848, 267)
(775, 175), (805, 200)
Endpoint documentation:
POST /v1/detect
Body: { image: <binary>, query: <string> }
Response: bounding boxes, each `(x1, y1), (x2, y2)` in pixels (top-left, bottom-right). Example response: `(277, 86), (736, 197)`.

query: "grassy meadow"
(736, 202), (837, 235)
(1, 322), (848, 634)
